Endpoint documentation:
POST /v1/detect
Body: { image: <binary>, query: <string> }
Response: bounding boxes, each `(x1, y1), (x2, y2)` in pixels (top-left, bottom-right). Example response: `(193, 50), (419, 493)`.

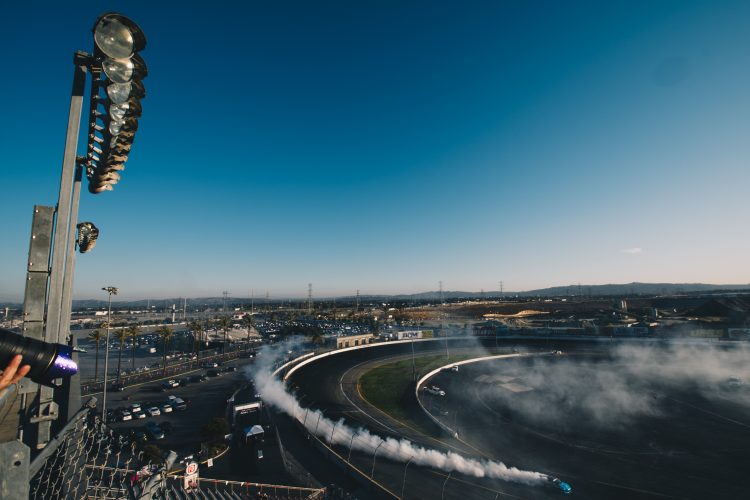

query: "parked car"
(147, 407), (161, 417)
(119, 410), (132, 422)
(161, 380), (180, 391)
(129, 403), (143, 413)
(144, 422), (164, 440)
(161, 403), (173, 413)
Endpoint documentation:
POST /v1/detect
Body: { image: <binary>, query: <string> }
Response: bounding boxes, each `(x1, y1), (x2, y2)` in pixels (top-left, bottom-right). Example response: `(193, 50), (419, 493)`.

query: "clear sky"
(1, 1), (749, 301)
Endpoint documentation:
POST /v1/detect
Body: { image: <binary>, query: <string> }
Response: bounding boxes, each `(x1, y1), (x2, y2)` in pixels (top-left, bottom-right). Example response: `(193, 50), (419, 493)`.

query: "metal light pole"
(101, 286), (118, 423)
(441, 472), (452, 500)
(314, 410), (325, 436)
(401, 456), (414, 500)
(329, 421), (337, 444)
(371, 441), (384, 478)
(347, 433), (356, 462)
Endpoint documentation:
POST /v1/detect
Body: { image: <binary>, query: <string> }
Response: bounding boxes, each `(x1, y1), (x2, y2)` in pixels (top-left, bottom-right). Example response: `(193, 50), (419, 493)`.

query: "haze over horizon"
(2, 1), (749, 302)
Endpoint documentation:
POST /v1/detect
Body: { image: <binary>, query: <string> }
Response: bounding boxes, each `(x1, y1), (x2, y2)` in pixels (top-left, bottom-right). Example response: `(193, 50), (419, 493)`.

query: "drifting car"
(546, 476), (572, 495)
(422, 386), (446, 396)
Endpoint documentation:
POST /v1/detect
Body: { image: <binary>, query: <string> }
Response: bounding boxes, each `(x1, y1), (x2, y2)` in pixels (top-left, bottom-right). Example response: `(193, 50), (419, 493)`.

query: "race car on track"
(546, 476), (572, 495)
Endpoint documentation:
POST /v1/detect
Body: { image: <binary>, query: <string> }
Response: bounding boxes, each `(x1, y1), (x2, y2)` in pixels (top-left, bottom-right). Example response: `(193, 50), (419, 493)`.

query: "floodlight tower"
(16, 12), (148, 451)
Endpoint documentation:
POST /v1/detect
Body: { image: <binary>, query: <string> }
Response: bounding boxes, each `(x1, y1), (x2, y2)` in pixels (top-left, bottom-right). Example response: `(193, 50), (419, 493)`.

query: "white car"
(147, 407), (161, 417)
(423, 386), (446, 397)
(120, 411), (132, 421)
(162, 403), (173, 413)
(134, 411), (146, 419)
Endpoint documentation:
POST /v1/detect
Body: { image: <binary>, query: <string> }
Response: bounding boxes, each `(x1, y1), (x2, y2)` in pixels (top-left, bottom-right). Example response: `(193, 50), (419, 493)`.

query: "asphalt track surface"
(289, 339), (578, 499)
(288, 338), (750, 499)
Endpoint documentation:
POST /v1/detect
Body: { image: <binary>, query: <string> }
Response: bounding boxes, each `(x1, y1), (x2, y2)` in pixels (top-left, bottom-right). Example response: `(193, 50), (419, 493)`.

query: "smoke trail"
(248, 353), (546, 486)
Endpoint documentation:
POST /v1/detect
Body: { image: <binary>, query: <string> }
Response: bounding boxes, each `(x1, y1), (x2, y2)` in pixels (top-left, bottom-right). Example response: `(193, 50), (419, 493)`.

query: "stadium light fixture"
(93, 13), (146, 59)
(76, 222), (100, 253)
(86, 12), (147, 194)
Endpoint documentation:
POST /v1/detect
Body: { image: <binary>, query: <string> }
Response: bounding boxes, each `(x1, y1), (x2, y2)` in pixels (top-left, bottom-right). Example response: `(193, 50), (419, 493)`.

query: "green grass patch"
(359, 354), (471, 432)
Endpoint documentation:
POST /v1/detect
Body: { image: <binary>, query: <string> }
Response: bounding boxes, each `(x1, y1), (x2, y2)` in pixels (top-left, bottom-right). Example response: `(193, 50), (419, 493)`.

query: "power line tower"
(439, 281), (444, 304)
(498, 280), (504, 299)
(222, 291), (229, 313)
(307, 283), (313, 316)
(356, 289), (360, 312)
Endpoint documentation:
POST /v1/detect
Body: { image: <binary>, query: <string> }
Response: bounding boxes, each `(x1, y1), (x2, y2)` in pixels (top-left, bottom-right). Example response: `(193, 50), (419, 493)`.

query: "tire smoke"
(247, 350), (546, 486)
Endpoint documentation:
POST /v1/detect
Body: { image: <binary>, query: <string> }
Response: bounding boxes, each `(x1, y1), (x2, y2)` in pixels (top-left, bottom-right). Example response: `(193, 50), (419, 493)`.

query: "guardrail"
(81, 348), (251, 395)
(413, 352), (544, 438)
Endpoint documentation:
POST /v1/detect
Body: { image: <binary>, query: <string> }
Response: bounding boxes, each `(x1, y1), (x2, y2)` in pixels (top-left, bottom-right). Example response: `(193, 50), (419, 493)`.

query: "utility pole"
(307, 283), (313, 316)
(439, 281), (444, 304)
(222, 291), (229, 313)
(101, 286), (118, 424)
(356, 289), (360, 312)
(498, 280), (504, 299)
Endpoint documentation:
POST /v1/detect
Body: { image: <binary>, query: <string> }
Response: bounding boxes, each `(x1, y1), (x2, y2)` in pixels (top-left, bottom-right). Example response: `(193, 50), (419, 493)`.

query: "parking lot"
(105, 359), (250, 456)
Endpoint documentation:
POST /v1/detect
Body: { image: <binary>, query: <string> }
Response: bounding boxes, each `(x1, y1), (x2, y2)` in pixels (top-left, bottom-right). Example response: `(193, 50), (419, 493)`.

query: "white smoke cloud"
(473, 343), (750, 431)
(246, 345), (547, 486)
(620, 247), (643, 254)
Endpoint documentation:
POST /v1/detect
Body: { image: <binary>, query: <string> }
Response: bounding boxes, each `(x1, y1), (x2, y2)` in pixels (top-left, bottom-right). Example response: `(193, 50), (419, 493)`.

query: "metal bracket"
(29, 402), (59, 424)
(16, 378), (38, 395)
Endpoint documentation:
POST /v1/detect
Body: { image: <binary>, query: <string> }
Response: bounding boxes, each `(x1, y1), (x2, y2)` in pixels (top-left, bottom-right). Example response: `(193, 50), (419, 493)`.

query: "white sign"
(207, 458), (214, 468)
(184, 473), (198, 490)
(185, 461), (198, 475)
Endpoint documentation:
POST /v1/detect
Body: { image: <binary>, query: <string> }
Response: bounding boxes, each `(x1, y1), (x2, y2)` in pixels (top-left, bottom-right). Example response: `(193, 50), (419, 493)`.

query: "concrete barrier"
(414, 352), (552, 438)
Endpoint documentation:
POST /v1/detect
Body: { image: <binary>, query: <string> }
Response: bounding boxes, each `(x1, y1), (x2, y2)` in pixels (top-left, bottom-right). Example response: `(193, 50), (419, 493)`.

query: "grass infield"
(358, 354), (472, 431)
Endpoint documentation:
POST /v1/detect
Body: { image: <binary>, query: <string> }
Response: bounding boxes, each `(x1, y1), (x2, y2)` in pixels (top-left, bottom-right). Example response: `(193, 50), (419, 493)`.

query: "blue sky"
(1, 1), (749, 300)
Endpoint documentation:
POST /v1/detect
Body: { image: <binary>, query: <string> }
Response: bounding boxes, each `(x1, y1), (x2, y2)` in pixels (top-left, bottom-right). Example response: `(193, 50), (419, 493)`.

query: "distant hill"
(389, 282), (750, 300)
(5, 282), (748, 311)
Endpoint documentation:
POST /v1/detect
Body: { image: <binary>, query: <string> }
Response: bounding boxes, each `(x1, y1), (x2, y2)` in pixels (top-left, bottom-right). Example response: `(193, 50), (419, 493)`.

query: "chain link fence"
(22, 398), (328, 500)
